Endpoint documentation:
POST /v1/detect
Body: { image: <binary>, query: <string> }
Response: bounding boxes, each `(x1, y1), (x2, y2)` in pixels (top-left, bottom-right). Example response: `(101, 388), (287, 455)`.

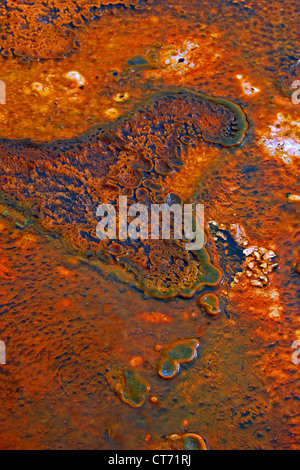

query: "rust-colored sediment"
(0, 0), (299, 451)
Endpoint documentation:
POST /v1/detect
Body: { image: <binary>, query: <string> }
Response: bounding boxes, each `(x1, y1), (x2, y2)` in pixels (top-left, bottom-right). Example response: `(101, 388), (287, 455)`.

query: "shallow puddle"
(0, 0), (299, 450)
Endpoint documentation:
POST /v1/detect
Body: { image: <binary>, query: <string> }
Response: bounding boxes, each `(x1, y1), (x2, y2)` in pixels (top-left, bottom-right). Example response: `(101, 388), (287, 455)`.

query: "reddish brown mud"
(0, 0), (299, 450)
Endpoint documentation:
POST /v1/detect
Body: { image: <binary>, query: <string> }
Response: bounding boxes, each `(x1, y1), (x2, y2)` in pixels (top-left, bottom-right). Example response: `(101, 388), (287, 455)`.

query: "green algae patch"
(182, 433), (207, 450)
(158, 339), (199, 379)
